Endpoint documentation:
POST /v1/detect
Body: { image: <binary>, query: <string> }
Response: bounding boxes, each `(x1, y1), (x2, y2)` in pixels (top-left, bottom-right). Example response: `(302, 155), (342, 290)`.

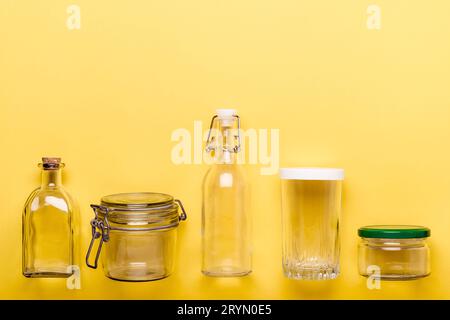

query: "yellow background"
(1, 0), (450, 299)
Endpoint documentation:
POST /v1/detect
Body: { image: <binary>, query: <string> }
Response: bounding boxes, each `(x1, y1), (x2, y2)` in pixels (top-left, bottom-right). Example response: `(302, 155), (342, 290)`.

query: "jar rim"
(358, 225), (430, 239)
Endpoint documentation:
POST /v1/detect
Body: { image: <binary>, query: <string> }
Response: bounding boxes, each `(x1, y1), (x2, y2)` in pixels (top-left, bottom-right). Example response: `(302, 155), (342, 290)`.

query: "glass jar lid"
(358, 225), (431, 239)
(94, 192), (186, 227)
(101, 192), (174, 210)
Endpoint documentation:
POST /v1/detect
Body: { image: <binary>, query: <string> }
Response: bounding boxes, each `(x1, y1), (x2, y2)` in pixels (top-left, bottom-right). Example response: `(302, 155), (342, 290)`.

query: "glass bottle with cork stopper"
(22, 157), (78, 278)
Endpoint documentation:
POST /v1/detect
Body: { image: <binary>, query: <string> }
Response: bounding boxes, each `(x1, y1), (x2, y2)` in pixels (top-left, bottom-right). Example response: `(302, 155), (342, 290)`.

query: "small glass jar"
(86, 192), (187, 281)
(358, 225), (430, 280)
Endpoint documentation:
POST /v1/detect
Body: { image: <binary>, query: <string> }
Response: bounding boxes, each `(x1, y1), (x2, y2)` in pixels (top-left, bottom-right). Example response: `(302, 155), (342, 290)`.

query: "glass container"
(280, 167), (344, 280)
(202, 109), (251, 277)
(358, 225), (431, 280)
(22, 157), (78, 278)
(86, 192), (187, 281)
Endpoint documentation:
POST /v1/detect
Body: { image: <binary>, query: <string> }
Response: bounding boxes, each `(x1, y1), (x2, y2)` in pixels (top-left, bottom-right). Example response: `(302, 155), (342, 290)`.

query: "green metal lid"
(358, 225), (430, 239)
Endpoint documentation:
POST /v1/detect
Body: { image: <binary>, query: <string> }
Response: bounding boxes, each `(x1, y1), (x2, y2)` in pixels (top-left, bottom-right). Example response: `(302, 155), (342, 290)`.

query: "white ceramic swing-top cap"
(216, 109), (237, 126)
(279, 167), (344, 181)
(216, 108), (237, 118)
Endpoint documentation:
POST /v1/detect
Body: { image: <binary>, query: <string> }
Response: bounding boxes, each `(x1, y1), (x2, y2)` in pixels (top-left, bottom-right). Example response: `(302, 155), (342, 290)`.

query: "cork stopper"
(42, 157), (61, 164)
(41, 157), (63, 169)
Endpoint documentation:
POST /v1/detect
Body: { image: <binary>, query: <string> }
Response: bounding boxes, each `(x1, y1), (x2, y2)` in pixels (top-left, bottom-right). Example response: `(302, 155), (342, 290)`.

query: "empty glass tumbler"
(280, 168), (344, 280)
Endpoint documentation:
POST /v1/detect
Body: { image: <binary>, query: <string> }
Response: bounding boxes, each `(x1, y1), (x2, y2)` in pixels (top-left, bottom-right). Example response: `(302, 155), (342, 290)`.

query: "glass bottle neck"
(41, 169), (62, 188)
(219, 150), (236, 164)
(215, 123), (238, 164)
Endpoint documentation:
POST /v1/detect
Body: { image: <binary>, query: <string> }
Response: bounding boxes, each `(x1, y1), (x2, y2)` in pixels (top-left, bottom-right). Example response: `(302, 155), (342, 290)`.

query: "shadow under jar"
(86, 192), (187, 282)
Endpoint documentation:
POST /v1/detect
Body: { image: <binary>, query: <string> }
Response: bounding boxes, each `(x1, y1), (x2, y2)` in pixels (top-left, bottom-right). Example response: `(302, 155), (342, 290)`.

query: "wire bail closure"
(205, 114), (241, 153)
(86, 205), (110, 269)
(175, 199), (187, 221)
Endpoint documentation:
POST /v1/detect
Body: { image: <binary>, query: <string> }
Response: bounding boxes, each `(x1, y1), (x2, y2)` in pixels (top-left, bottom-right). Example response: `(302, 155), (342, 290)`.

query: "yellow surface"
(1, 0), (450, 299)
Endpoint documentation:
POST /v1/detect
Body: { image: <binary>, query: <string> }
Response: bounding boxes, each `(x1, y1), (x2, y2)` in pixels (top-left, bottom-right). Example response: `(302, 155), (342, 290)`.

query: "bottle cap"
(216, 109), (237, 118)
(41, 157), (63, 170)
(358, 225), (431, 239)
(216, 109), (237, 127)
(279, 167), (344, 180)
(42, 157), (61, 164)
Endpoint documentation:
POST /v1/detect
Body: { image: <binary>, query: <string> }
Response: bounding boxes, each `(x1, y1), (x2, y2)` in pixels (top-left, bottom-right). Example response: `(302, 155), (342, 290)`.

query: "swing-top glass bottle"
(202, 109), (251, 277)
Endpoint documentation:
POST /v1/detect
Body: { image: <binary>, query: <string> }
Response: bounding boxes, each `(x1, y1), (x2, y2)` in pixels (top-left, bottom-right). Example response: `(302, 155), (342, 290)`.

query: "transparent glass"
(358, 237), (430, 280)
(87, 193), (186, 282)
(22, 159), (77, 278)
(281, 179), (342, 280)
(103, 228), (177, 281)
(202, 112), (251, 276)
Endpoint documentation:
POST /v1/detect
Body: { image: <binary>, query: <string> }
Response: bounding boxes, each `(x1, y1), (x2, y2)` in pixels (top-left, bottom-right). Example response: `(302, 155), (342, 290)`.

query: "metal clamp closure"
(205, 114), (241, 153)
(85, 205), (111, 269)
(175, 199), (187, 221)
